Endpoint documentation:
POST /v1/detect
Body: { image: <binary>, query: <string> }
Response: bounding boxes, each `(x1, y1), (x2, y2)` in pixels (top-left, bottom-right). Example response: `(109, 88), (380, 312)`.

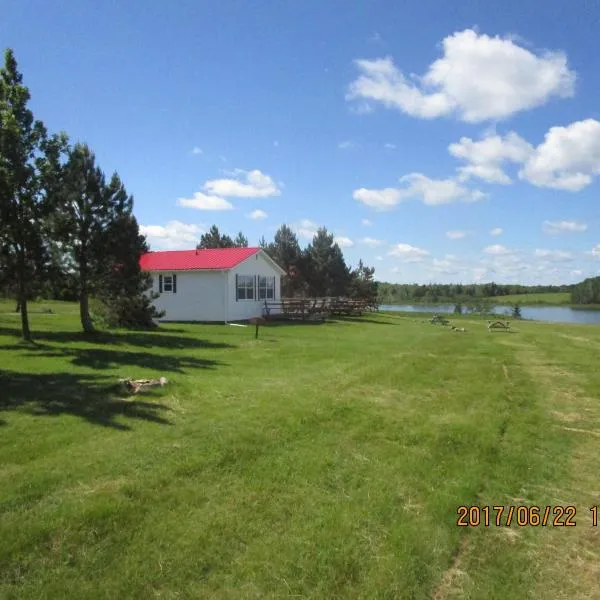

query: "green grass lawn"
(2, 301), (600, 599)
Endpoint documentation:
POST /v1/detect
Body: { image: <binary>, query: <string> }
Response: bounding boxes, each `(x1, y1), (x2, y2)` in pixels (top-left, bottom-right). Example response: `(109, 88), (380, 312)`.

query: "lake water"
(379, 304), (600, 325)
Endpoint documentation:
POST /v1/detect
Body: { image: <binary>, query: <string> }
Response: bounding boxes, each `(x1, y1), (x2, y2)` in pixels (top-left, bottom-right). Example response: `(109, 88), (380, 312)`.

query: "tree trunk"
(17, 251), (31, 341)
(80, 288), (95, 333)
(15, 298), (21, 313)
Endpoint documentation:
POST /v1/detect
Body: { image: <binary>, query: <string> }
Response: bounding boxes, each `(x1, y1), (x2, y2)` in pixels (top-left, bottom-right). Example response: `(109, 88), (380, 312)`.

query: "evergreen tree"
(349, 259), (378, 303)
(263, 224), (304, 296)
(233, 231), (248, 248)
(196, 225), (235, 249)
(304, 227), (351, 297)
(0, 48), (67, 339)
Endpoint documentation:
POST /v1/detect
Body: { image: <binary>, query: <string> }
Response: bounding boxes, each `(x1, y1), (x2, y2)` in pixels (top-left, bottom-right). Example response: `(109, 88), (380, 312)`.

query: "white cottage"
(140, 247), (285, 322)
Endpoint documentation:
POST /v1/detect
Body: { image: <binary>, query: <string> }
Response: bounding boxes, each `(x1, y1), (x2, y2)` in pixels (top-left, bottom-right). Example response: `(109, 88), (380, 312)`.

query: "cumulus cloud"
(353, 187), (402, 210)
(446, 230), (467, 240)
(590, 244), (600, 257)
(519, 119), (600, 191)
(334, 236), (354, 247)
(397, 174), (486, 205)
(534, 249), (574, 262)
(204, 169), (281, 198)
(248, 209), (268, 220)
(191, 146), (203, 155)
(140, 220), (204, 250)
(177, 192), (233, 211)
(338, 141), (358, 150)
(484, 244), (511, 255)
(388, 243), (430, 262)
(542, 220), (587, 234)
(360, 237), (384, 246)
(347, 29), (575, 122)
(490, 227), (503, 236)
(449, 132), (533, 184)
(384, 143), (396, 149)
(294, 219), (319, 240)
(362, 218), (373, 226)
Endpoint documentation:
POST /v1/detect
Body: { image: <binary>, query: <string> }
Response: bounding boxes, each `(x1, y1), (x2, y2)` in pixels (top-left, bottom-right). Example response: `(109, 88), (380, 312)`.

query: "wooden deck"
(262, 297), (378, 321)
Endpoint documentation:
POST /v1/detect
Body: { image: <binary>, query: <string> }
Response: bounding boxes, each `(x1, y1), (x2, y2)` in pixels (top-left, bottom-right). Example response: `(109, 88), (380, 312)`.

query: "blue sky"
(3, 0), (600, 284)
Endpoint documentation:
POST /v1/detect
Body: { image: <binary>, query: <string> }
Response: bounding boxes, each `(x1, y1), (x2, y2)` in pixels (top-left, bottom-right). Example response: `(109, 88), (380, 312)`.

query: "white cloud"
(384, 143), (396, 149)
(490, 227), (503, 236)
(140, 220), (204, 250)
(542, 220), (587, 234)
(191, 146), (203, 155)
(519, 119), (600, 191)
(360, 237), (384, 247)
(353, 187), (402, 210)
(449, 132), (533, 184)
(295, 219), (319, 240)
(388, 243), (430, 262)
(177, 192), (234, 211)
(534, 249), (574, 262)
(484, 244), (511, 255)
(335, 236), (354, 247)
(248, 209), (268, 220)
(397, 173), (486, 205)
(590, 244), (600, 257)
(432, 257), (460, 274)
(204, 169), (281, 198)
(338, 141), (358, 150)
(347, 29), (575, 122)
(375, 255), (383, 261)
(446, 230), (467, 240)
(361, 218), (373, 226)
(571, 269), (583, 276)
(472, 267), (488, 281)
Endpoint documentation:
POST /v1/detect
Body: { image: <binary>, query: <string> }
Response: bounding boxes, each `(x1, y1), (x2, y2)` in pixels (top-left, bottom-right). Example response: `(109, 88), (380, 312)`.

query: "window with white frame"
(258, 276), (275, 300)
(236, 275), (255, 300)
(158, 273), (177, 293)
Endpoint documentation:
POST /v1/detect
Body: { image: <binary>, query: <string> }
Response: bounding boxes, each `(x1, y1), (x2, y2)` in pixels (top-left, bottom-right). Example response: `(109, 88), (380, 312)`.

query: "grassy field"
(2, 301), (600, 599)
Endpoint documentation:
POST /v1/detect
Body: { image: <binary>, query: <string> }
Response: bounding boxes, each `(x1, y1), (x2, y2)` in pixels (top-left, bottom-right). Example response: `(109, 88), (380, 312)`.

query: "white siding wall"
(226, 253), (282, 321)
(150, 270), (227, 322)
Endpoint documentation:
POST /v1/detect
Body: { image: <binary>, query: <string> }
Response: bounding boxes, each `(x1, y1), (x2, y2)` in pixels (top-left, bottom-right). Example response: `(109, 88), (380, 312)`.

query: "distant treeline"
(571, 276), (600, 305)
(377, 282), (574, 305)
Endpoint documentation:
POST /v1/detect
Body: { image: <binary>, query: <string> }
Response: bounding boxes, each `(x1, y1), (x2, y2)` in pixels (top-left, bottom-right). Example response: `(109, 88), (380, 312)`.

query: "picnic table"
(262, 297), (379, 321)
(487, 320), (511, 332)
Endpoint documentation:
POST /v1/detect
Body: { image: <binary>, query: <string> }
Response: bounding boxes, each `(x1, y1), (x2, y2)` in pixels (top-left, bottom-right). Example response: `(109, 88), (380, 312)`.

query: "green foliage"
(0, 48), (68, 338)
(262, 224), (305, 296)
(196, 225), (247, 249)
(571, 276), (600, 304)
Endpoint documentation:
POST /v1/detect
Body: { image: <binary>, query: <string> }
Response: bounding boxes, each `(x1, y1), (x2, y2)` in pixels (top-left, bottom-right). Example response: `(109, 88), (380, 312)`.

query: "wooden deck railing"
(262, 297), (379, 321)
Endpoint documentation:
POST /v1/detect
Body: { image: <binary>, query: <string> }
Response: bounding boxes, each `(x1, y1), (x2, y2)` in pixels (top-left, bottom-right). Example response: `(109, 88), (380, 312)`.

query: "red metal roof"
(140, 247), (261, 271)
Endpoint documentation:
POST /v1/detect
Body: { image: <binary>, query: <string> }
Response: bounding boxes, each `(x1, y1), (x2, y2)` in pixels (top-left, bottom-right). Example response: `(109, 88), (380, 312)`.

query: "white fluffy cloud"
(248, 209), (268, 220)
(204, 169), (281, 198)
(449, 132), (533, 184)
(446, 230), (467, 240)
(360, 237), (384, 247)
(140, 220), (204, 250)
(347, 29), (575, 122)
(484, 244), (511, 255)
(294, 219), (319, 240)
(490, 227), (503, 236)
(177, 192), (233, 211)
(384, 143), (396, 149)
(519, 119), (600, 191)
(338, 141), (358, 150)
(534, 249), (574, 262)
(542, 220), (587, 234)
(590, 244), (600, 258)
(388, 243), (430, 262)
(191, 146), (203, 155)
(334, 236), (354, 247)
(353, 187), (402, 210)
(361, 218), (373, 226)
(397, 174), (486, 205)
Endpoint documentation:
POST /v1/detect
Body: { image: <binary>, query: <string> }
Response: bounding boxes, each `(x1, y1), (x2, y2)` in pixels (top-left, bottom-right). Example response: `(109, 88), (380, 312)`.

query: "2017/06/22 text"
(457, 506), (600, 527)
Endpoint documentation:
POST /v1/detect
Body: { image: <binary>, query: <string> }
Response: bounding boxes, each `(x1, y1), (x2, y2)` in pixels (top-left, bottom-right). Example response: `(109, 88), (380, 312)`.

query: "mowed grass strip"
(0, 301), (599, 599)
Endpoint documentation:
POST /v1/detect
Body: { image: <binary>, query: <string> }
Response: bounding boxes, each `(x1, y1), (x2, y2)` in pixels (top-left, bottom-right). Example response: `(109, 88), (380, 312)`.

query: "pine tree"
(0, 49), (67, 339)
(304, 227), (351, 297)
(263, 225), (304, 296)
(196, 225), (235, 249)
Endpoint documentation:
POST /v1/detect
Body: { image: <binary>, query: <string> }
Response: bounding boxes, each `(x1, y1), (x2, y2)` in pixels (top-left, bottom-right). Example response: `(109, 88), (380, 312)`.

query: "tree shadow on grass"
(332, 316), (401, 325)
(1, 343), (225, 373)
(0, 325), (235, 351)
(0, 370), (171, 430)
